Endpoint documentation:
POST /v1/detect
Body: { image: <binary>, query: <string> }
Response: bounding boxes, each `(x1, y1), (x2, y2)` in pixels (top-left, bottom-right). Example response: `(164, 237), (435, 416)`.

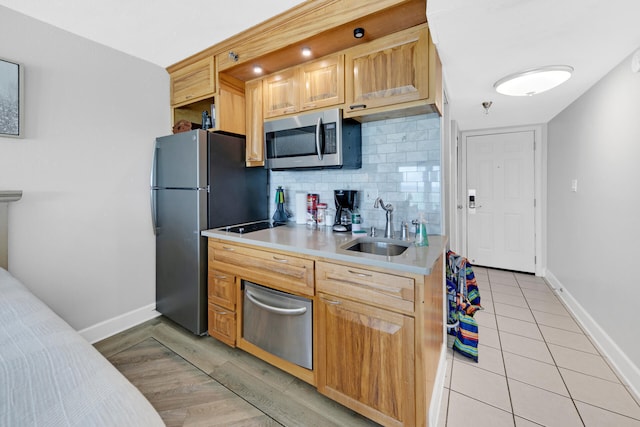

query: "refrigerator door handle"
(150, 189), (157, 235)
(150, 145), (159, 234)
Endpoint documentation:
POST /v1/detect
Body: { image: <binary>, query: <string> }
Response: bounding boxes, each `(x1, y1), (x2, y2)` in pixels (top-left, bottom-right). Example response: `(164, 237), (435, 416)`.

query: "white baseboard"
(545, 270), (640, 399)
(78, 303), (161, 344)
(429, 343), (448, 427)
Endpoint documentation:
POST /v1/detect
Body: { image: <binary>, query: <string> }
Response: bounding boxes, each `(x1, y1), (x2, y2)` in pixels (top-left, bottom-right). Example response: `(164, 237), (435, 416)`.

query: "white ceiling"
(2, 0), (640, 131)
(427, 0), (640, 130)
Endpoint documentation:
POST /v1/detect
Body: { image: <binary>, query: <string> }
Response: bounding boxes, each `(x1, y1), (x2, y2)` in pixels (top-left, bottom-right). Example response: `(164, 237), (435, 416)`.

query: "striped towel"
(446, 250), (482, 362)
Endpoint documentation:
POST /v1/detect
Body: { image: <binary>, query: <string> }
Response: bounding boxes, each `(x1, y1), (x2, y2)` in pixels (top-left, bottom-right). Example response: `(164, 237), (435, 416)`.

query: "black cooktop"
(221, 220), (285, 234)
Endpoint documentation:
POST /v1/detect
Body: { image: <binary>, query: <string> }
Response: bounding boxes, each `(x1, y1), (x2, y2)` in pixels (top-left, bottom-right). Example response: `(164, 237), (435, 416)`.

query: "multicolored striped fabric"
(446, 250), (482, 362)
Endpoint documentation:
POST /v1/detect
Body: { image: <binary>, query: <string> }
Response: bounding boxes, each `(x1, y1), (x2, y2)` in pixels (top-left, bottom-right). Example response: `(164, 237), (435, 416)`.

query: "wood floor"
(95, 316), (380, 427)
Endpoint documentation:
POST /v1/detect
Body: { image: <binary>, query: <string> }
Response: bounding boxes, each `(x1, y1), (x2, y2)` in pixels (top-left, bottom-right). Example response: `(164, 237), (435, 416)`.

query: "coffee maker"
(332, 189), (358, 232)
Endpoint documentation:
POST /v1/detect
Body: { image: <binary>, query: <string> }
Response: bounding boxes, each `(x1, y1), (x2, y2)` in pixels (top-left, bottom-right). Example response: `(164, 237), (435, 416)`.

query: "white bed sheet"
(0, 268), (165, 426)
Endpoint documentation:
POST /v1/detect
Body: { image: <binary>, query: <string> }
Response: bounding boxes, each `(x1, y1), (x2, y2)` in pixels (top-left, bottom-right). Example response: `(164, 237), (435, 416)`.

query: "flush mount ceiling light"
(353, 27), (365, 39)
(494, 65), (574, 96)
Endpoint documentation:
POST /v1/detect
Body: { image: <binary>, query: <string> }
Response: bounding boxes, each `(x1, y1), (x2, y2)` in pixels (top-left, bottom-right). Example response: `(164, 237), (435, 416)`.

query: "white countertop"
(202, 222), (447, 276)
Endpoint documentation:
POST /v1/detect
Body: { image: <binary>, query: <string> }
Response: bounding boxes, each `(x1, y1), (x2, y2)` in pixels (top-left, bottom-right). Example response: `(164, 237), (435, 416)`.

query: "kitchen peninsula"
(202, 224), (446, 427)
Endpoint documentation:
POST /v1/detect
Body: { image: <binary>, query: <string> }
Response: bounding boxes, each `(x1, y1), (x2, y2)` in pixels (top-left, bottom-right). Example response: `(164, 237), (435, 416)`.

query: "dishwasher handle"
(245, 289), (307, 316)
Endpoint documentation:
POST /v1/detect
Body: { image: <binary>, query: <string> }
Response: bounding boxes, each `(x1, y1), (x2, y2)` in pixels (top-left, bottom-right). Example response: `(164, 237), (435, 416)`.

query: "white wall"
(0, 6), (170, 338)
(547, 49), (640, 391)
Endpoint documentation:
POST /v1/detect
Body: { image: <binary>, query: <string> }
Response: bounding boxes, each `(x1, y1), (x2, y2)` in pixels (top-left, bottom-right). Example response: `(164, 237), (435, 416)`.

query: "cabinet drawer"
(316, 261), (414, 315)
(208, 270), (235, 310)
(210, 241), (314, 296)
(208, 302), (236, 347)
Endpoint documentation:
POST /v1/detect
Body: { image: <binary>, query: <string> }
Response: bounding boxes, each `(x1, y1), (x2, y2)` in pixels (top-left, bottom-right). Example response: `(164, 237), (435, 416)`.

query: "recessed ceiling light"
(494, 65), (574, 96)
(253, 65), (263, 74)
(301, 47), (312, 57)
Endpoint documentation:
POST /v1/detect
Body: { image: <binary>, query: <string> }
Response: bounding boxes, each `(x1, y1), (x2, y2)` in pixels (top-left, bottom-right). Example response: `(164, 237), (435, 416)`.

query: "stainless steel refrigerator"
(150, 129), (268, 335)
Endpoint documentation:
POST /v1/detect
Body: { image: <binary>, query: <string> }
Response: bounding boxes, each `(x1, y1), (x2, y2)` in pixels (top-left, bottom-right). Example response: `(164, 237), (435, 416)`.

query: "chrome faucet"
(374, 197), (394, 238)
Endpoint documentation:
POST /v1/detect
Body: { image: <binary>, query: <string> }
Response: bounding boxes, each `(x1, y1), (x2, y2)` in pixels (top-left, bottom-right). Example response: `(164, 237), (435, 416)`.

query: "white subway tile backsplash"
(269, 113), (442, 234)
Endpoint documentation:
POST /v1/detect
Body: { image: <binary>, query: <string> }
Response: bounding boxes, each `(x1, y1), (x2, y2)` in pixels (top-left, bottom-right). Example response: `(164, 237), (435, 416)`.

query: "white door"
(466, 131), (535, 273)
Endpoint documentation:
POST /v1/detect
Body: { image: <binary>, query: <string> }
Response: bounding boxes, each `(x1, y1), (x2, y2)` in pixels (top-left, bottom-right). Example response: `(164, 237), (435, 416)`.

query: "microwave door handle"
(315, 116), (323, 161)
(245, 289), (307, 316)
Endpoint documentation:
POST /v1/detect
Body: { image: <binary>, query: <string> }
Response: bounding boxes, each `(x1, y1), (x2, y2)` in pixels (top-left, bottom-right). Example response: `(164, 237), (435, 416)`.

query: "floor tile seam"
(452, 353), (507, 378)
(573, 398), (640, 422)
(198, 358), (286, 425)
(557, 364), (625, 386)
(543, 340), (600, 357)
(507, 376), (575, 402)
(523, 306), (572, 318)
(492, 299), (536, 312)
(100, 334), (156, 359)
(497, 323), (517, 417)
(532, 320), (584, 334)
(447, 388), (514, 416)
(501, 348), (557, 368)
(494, 323), (545, 343)
(494, 311), (537, 324)
(546, 340), (615, 362)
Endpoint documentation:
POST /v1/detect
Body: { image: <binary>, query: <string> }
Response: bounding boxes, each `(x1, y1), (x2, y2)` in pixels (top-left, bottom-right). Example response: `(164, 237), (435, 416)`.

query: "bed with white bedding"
(0, 267), (164, 426)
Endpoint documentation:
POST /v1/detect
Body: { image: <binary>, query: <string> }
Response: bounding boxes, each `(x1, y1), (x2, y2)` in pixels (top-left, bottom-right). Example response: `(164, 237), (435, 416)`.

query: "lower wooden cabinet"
(207, 237), (444, 427)
(207, 302), (236, 347)
(317, 293), (416, 427)
(207, 268), (237, 347)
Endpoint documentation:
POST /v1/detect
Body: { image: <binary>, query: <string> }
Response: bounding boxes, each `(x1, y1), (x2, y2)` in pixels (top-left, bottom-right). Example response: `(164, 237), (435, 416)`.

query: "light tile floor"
(439, 267), (640, 427)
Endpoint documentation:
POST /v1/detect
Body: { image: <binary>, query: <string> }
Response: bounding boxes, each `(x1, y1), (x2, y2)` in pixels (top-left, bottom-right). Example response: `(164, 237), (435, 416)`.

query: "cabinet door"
(245, 79), (265, 166)
(345, 25), (429, 115)
(299, 54), (344, 111)
(263, 68), (298, 118)
(208, 270), (235, 310)
(170, 56), (215, 105)
(317, 294), (415, 427)
(208, 302), (236, 347)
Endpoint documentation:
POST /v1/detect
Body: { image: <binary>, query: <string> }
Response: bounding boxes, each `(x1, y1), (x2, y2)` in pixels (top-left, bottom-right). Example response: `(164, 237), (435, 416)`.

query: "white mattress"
(0, 268), (165, 426)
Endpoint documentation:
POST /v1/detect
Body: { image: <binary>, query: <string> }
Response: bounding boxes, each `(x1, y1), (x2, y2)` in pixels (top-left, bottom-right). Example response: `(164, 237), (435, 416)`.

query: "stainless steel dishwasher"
(242, 281), (313, 369)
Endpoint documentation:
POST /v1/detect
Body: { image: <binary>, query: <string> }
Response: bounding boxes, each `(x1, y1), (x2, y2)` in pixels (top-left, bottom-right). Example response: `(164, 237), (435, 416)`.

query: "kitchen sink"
(343, 237), (411, 257)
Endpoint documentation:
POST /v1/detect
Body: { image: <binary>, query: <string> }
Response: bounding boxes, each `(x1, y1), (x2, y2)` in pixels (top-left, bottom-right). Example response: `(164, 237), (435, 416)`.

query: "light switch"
(571, 179), (578, 192)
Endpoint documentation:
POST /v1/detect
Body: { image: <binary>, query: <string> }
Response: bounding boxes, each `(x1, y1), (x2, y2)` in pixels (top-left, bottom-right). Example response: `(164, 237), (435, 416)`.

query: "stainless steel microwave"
(264, 108), (361, 170)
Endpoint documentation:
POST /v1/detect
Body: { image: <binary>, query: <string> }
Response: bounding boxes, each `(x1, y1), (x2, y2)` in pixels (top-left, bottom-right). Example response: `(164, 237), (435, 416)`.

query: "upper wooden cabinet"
(170, 56), (215, 105)
(245, 79), (264, 166)
(263, 54), (345, 119)
(263, 68), (299, 118)
(299, 54), (344, 111)
(172, 72), (245, 136)
(345, 24), (441, 119)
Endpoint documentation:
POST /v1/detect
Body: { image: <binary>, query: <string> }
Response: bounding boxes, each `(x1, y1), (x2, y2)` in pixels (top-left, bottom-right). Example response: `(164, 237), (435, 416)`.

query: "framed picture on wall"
(0, 57), (24, 138)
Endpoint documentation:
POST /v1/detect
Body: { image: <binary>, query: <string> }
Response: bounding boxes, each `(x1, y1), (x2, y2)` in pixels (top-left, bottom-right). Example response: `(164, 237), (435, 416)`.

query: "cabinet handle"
(272, 256), (289, 263)
(320, 296), (341, 305)
(186, 95), (193, 100)
(283, 108), (296, 113)
(222, 246), (235, 251)
(214, 274), (227, 279)
(349, 104), (367, 110)
(348, 270), (372, 277)
(213, 308), (229, 315)
(302, 104), (317, 109)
